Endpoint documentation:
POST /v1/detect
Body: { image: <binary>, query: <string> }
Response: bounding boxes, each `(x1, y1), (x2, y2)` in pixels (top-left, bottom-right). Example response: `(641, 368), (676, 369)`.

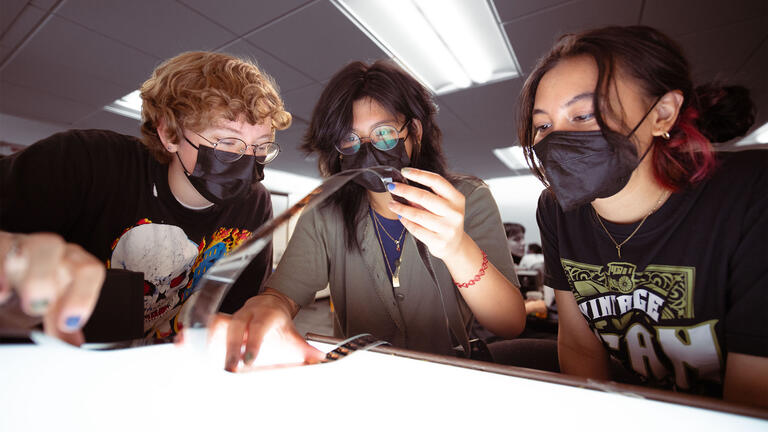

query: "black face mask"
(177, 144), (258, 206)
(533, 98), (660, 211)
(339, 139), (410, 192)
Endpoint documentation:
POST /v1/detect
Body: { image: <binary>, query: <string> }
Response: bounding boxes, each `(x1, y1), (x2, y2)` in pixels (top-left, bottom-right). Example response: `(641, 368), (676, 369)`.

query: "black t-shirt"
(537, 149), (768, 396)
(0, 129), (272, 338)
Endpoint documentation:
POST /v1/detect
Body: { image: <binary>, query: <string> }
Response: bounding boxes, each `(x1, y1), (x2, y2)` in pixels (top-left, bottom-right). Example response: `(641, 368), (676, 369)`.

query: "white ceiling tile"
(218, 39), (314, 93)
(1, 0), (30, 35)
(281, 83), (324, 123)
(2, 15), (159, 90)
(494, 0), (572, 23)
(29, 0), (58, 10)
(641, 0), (767, 37)
(439, 79), (523, 141)
(0, 3), (44, 64)
(677, 16), (767, 85)
(179, 0), (311, 36)
(503, 0), (643, 73)
(245, 1), (386, 82)
(0, 80), (94, 124)
(270, 119), (320, 178)
(2, 59), (129, 110)
(71, 109), (141, 138)
(54, 0), (235, 59)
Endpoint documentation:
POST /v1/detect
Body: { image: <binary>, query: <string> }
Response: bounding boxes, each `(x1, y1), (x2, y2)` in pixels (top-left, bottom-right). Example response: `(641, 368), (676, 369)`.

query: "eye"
(534, 123), (551, 134)
(572, 112), (594, 122)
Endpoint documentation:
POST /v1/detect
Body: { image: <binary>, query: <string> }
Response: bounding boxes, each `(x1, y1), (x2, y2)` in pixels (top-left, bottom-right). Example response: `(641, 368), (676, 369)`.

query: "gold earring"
(661, 131), (670, 140)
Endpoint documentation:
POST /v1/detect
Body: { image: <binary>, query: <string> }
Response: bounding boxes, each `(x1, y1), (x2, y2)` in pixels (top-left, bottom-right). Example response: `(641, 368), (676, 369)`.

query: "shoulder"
(449, 174), (487, 197)
(41, 129), (141, 149)
(537, 188), (561, 216)
(711, 149), (768, 184)
(691, 149), (768, 202)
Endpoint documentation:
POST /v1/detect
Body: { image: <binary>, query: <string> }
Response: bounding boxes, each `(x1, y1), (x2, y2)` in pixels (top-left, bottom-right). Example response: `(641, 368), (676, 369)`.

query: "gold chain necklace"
(370, 207), (402, 288)
(593, 189), (669, 259)
(371, 208), (406, 251)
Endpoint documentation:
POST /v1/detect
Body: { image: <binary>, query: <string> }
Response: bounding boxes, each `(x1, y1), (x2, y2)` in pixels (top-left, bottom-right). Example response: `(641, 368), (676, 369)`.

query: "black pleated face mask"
(179, 145), (258, 206)
(532, 97), (660, 211)
(339, 140), (411, 193)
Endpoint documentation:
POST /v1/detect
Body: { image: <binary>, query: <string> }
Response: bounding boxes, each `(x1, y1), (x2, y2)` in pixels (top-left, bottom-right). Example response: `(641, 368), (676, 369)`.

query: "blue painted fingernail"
(387, 182), (396, 191)
(65, 315), (81, 329)
(397, 215), (402, 220)
(244, 352), (254, 363)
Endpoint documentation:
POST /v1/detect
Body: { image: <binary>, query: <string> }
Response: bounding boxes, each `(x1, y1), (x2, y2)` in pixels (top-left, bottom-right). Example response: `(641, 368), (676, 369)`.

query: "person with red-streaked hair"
(517, 25), (766, 407)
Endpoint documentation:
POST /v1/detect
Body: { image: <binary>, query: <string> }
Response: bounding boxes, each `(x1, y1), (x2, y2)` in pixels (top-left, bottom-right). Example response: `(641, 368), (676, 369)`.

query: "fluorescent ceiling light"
(493, 145), (530, 171)
(331, 0), (521, 95)
(104, 90), (142, 120)
(734, 121), (768, 145)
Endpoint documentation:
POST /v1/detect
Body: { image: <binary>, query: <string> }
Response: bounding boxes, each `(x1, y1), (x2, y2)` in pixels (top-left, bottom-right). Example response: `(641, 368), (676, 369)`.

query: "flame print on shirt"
(109, 221), (251, 339)
(560, 259), (723, 392)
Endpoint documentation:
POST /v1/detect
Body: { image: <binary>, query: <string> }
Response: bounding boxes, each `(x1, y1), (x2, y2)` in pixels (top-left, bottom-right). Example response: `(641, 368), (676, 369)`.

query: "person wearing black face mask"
(221, 60), (526, 371)
(0, 51), (290, 345)
(518, 26), (767, 408)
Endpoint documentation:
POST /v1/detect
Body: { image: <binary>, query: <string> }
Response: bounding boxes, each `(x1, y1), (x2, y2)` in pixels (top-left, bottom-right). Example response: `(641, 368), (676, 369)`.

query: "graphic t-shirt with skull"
(0, 129), (273, 339)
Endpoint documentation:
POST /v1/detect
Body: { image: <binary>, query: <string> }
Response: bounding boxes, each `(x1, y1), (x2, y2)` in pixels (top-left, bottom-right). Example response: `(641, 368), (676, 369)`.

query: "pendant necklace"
(593, 189), (669, 259)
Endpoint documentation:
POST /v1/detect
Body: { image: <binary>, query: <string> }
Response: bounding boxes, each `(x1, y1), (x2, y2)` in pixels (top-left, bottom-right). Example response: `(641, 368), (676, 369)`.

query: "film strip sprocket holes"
(323, 333), (389, 362)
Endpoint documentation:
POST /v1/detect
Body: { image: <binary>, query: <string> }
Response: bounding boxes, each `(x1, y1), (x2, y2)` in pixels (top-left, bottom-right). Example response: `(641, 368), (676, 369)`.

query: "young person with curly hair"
(0, 51), (291, 344)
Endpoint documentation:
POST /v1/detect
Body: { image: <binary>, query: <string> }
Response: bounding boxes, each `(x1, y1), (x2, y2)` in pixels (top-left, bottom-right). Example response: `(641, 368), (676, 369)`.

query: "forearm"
(442, 234), (525, 339)
(558, 337), (611, 380)
(723, 352), (768, 408)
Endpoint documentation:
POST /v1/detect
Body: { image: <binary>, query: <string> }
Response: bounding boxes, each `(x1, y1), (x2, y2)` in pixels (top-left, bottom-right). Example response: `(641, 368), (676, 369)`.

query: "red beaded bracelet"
(453, 251), (489, 288)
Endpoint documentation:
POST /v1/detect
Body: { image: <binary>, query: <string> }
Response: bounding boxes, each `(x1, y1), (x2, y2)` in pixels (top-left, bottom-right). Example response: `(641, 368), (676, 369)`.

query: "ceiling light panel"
(331, 0), (520, 95)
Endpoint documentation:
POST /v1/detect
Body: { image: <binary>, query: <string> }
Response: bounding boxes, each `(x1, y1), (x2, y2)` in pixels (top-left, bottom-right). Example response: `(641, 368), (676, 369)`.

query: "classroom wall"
(486, 175), (545, 246)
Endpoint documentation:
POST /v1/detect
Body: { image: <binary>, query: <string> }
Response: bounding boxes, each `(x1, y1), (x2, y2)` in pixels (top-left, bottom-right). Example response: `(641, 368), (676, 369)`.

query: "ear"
(410, 118), (423, 144)
(651, 90), (684, 137)
(157, 118), (178, 153)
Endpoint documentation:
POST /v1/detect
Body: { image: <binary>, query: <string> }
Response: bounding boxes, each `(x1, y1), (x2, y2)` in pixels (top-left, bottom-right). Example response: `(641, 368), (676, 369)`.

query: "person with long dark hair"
(222, 60), (525, 370)
(519, 25), (766, 406)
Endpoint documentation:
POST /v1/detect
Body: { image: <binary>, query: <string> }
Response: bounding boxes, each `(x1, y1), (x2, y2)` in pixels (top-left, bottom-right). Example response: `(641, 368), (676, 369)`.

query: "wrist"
(258, 289), (299, 318)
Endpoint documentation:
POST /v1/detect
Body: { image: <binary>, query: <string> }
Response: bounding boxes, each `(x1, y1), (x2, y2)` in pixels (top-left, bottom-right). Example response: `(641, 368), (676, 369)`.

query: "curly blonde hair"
(140, 51), (292, 163)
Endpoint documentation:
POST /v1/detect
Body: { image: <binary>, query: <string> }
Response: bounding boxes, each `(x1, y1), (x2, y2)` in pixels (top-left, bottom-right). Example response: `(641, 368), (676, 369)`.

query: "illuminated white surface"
(331, 0), (520, 95)
(103, 89), (142, 120)
(486, 174), (546, 244)
(493, 145), (529, 170)
(0, 342), (764, 431)
(261, 168), (321, 198)
(734, 121), (768, 146)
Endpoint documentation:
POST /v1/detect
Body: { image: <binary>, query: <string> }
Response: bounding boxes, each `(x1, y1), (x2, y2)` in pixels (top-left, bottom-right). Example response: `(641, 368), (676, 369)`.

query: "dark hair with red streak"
(518, 25), (755, 191)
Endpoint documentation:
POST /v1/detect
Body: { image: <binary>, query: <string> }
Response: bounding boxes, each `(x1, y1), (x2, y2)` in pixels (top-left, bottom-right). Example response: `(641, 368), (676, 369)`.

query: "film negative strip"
(323, 333), (389, 362)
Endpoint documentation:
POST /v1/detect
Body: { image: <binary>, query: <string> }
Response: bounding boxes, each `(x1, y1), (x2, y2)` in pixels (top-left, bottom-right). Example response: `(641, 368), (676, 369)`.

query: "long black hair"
(518, 25), (755, 191)
(302, 60), (449, 250)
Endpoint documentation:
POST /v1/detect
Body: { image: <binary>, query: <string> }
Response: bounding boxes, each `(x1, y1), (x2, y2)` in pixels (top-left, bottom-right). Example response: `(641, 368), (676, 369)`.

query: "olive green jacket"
(267, 177), (517, 355)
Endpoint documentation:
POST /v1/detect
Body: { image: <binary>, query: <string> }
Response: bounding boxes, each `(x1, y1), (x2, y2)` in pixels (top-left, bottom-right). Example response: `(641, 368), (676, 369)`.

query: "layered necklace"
(593, 189), (670, 259)
(369, 206), (406, 288)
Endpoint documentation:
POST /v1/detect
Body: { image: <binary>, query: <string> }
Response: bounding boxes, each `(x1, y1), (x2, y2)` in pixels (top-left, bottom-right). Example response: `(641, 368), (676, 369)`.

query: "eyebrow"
(352, 119), (398, 135)
(211, 126), (273, 142)
(532, 92), (595, 115)
(564, 92), (594, 108)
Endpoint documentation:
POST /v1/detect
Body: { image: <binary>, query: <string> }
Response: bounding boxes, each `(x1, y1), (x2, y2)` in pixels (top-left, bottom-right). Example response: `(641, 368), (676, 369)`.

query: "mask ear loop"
(628, 95), (664, 163)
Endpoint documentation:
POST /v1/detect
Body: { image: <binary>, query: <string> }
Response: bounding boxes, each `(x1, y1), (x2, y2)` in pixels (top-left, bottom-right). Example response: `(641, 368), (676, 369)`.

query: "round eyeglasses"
(185, 131), (280, 164)
(334, 120), (410, 155)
